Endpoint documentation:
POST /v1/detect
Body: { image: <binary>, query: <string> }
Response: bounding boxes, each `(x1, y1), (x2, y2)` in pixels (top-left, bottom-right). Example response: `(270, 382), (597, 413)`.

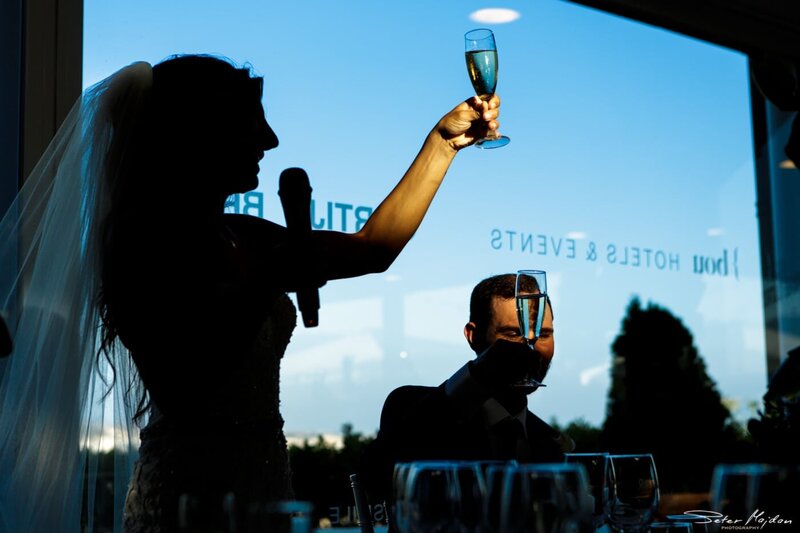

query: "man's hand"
(469, 338), (537, 393)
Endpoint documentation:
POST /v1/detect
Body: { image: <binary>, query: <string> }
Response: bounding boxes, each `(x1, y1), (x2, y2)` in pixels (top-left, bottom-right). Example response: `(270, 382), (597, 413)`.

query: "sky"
(84, 0), (765, 436)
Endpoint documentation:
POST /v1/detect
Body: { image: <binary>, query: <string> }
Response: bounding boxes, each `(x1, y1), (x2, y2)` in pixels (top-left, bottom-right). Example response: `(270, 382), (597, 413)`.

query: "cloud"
(579, 363), (610, 386)
(469, 8), (521, 24)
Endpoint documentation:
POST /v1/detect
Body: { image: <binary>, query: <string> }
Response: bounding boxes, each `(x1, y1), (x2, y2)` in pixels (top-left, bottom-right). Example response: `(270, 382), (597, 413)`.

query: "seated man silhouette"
(360, 273), (574, 504)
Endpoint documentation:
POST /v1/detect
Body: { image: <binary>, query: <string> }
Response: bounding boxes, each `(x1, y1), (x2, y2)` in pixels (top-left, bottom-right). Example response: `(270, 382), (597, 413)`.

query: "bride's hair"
(96, 54), (259, 421)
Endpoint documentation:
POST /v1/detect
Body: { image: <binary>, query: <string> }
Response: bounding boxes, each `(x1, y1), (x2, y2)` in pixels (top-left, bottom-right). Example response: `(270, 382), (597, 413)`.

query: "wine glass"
(708, 464), (754, 526)
(498, 463), (559, 532)
(498, 463), (593, 533)
(392, 462), (413, 532)
(403, 462), (454, 532)
(709, 463), (799, 532)
(565, 452), (616, 529)
(464, 28), (510, 149)
(552, 463), (595, 533)
(513, 269), (549, 390)
(452, 462), (487, 532)
(608, 454), (660, 532)
(482, 461), (517, 532)
(404, 461), (485, 532)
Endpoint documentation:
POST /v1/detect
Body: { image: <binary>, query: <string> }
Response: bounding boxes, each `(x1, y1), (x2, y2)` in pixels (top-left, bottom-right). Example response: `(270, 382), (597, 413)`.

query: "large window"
(84, 0), (765, 438)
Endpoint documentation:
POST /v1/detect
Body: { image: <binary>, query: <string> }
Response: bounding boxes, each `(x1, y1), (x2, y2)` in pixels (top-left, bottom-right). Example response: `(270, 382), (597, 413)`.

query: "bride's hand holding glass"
(465, 28), (510, 148)
(434, 94), (502, 151)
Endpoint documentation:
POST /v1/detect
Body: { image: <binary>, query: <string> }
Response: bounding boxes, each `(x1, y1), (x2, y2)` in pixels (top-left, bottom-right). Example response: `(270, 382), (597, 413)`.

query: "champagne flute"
(513, 269), (549, 390)
(464, 28), (510, 149)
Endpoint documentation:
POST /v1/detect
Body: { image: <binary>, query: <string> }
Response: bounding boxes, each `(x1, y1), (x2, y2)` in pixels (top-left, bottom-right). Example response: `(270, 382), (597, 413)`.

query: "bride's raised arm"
(311, 94), (501, 280)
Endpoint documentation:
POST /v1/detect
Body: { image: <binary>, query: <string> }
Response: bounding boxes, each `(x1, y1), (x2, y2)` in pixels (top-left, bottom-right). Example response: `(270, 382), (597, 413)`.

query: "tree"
(288, 423), (376, 526)
(602, 298), (752, 492)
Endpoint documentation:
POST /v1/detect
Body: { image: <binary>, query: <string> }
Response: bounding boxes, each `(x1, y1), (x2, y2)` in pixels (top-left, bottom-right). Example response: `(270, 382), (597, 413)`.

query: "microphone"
(278, 167), (320, 328)
(0, 315), (11, 357)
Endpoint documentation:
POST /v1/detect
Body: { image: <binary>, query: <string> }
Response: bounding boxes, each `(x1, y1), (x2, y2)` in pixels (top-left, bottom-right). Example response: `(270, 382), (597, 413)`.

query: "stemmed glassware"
(708, 464), (754, 525)
(709, 463), (799, 532)
(403, 462), (454, 532)
(482, 461), (517, 532)
(565, 452), (616, 529)
(464, 28), (510, 148)
(392, 462), (413, 532)
(514, 270), (549, 390)
(497, 463), (593, 533)
(452, 462), (487, 532)
(400, 461), (486, 533)
(608, 454), (660, 532)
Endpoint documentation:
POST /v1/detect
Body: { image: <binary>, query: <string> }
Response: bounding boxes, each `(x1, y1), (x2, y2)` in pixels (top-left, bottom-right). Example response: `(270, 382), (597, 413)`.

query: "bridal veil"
(0, 61), (152, 532)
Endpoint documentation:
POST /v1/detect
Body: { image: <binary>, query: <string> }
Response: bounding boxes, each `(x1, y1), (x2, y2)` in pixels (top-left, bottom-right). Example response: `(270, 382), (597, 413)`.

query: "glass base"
(510, 378), (545, 394)
(475, 135), (510, 149)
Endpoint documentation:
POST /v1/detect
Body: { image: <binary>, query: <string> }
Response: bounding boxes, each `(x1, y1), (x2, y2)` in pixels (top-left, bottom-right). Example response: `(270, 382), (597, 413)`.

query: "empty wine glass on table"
(392, 462), (413, 532)
(708, 464), (753, 528)
(709, 463), (799, 533)
(608, 454), (660, 533)
(403, 462), (454, 532)
(498, 464), (559, 533)
(403, 461), (486, 533)
(514, 270), (550, 392)
(482, 461), (517, 532)
(498, 463), (593, 533)
(452, 462), (488, 532)
(555, 464), (595, 533)
(565, 452), (616, 529)
(464, 28), (510, 148)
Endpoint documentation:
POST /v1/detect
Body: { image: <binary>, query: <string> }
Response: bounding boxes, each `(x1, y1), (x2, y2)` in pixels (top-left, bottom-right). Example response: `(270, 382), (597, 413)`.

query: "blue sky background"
(84, 0), (765, 435)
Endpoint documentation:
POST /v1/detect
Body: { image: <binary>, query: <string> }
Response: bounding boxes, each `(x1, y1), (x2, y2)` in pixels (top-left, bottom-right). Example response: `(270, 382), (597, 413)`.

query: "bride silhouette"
(0, 54), (503, 532)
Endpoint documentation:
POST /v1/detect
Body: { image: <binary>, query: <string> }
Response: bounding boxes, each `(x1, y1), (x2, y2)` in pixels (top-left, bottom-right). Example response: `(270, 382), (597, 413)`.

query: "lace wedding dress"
(123, 294), (297, 532)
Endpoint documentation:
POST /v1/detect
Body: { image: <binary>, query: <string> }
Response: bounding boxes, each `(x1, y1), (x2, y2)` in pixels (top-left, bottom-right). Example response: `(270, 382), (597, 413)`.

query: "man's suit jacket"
(359, 383), (572, 504)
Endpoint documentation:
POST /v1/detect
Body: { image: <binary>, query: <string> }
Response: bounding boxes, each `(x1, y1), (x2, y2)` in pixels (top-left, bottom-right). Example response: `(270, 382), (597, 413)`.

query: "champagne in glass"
(516, 293), (548, 348)
(464, 28), (510, 149)
(512, 270), (550, 390)
(515, 270), (548, 347)
(465, 49), (497, 100)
